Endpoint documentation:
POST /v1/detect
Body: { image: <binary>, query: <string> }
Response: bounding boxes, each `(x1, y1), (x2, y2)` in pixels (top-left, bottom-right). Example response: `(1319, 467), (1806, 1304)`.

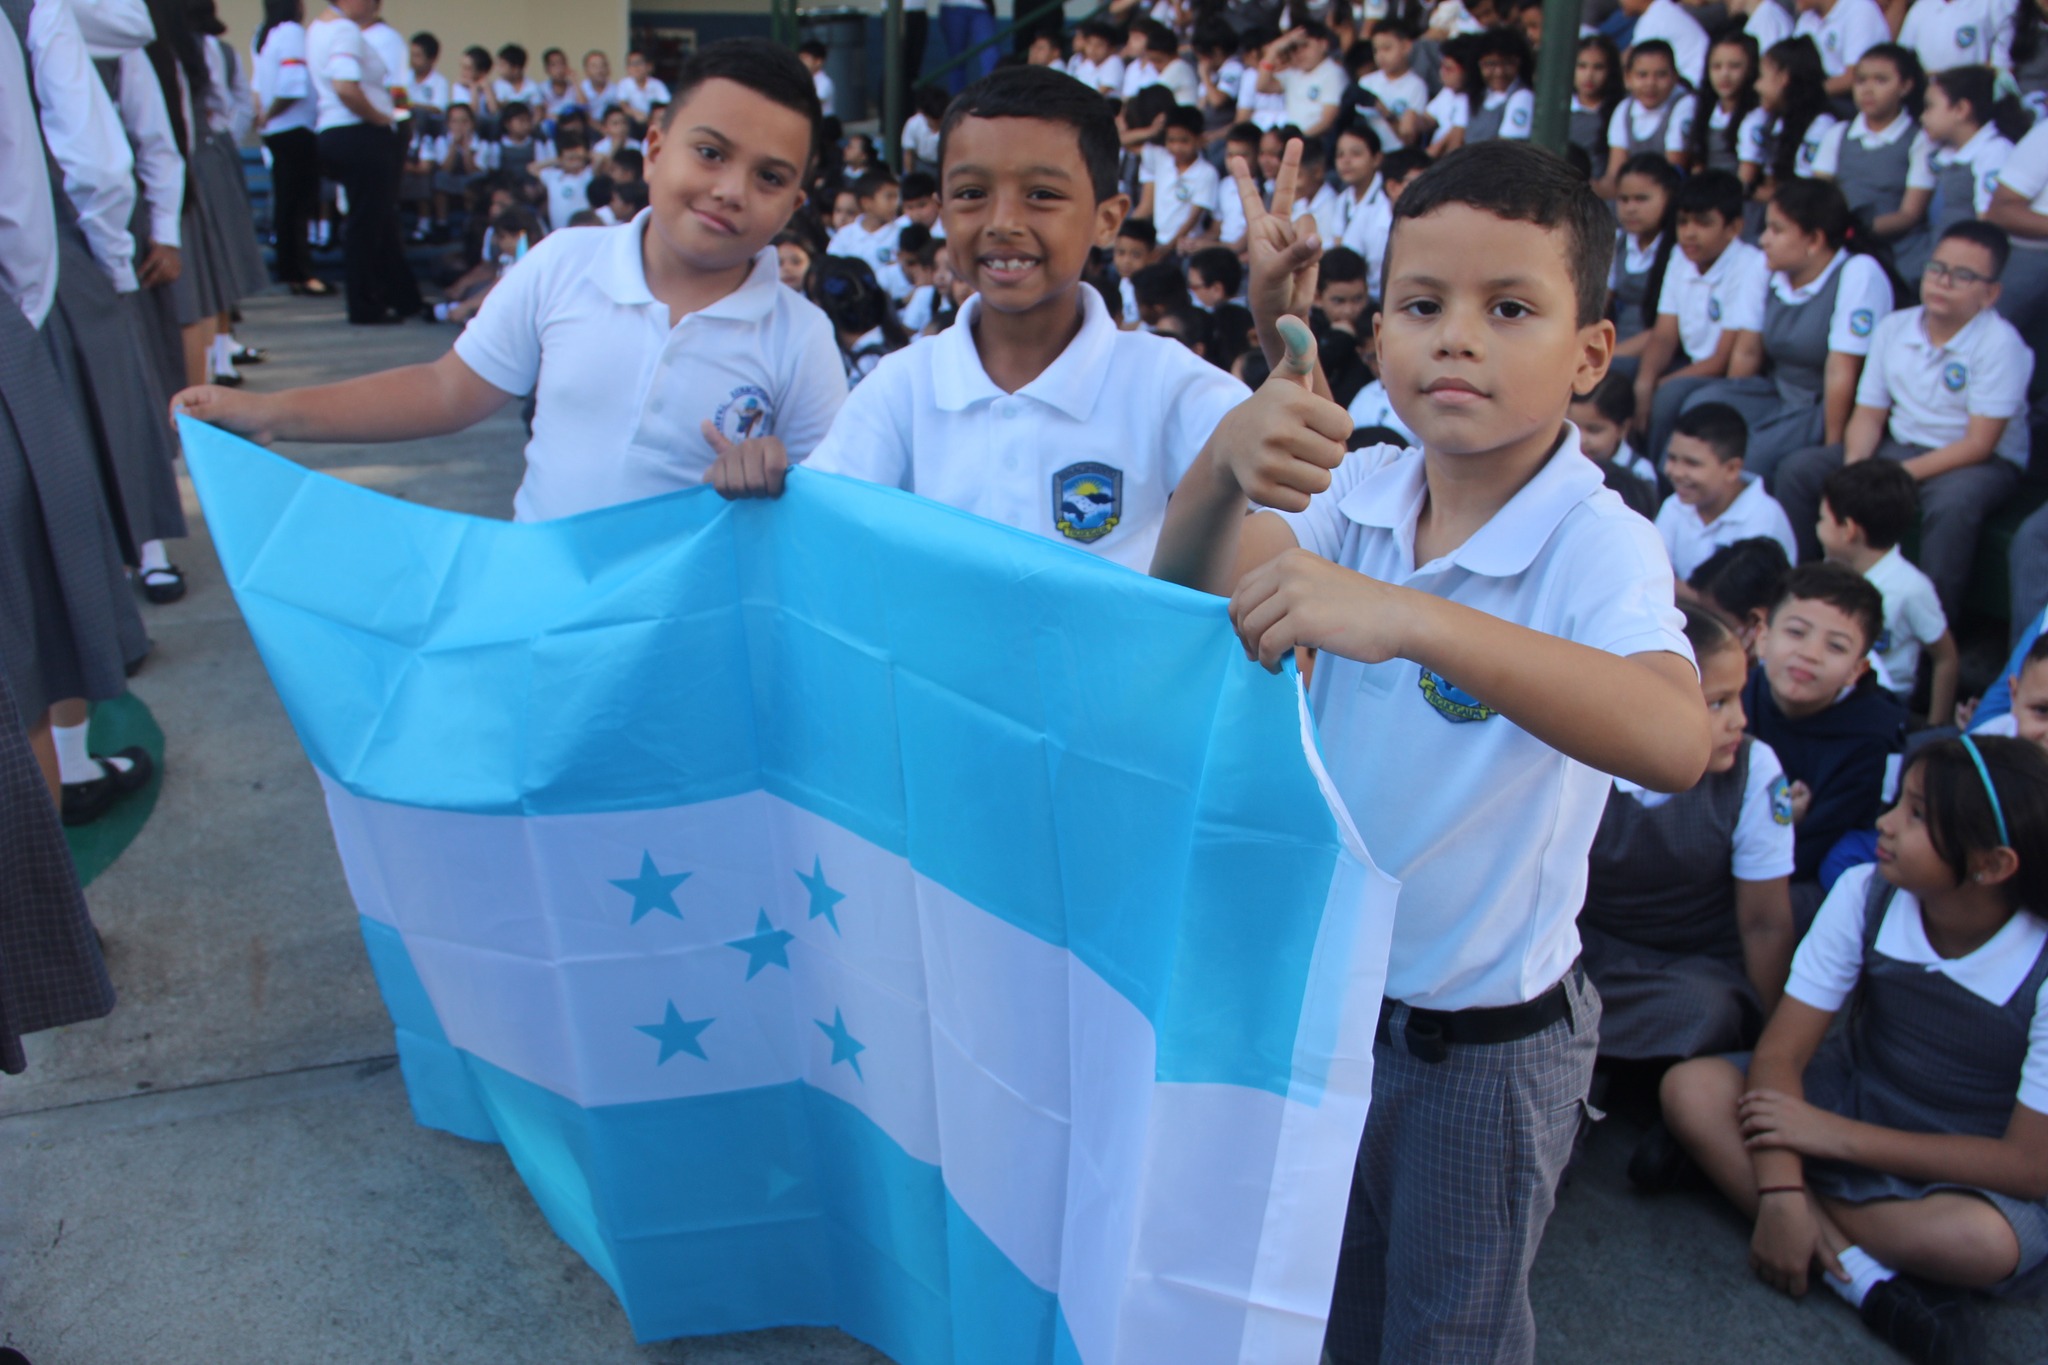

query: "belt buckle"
(1403, 1012), (1448, 1064)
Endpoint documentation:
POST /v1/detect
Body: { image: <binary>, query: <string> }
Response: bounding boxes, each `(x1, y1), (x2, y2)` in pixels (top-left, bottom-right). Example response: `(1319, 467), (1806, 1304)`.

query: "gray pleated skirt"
(48, 228), (188, 555)
(0, 300), (148, 723)
(173, 132), (270, 322)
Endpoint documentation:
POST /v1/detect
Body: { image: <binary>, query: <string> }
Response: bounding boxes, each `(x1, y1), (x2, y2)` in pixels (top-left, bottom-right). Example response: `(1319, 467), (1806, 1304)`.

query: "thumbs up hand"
(1205, 315), (1353, 514)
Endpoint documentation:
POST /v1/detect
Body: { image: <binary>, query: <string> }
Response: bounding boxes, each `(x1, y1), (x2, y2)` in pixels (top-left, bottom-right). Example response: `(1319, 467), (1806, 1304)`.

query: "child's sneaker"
(1859, 1275), (1985, 1365)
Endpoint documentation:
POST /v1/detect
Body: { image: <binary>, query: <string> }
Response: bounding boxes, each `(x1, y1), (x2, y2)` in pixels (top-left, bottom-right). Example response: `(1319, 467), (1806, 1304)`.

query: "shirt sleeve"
(1905, 129), (1937, 190)
(1607, 101), (1629, 149)
(1275, 445), (1389, 560)
(2022, 977), (2048, 1115)
(1732, 739), (1798, 881)
(1784, 863), (1879, 1011)
(771, 306), (851, 464)
(322, 21), (364, 83)
(1164, 347), (1252, 488)
(1810, 122), (1847, 177)
(1827, 255), (1894, 355)
(1738, 108), (1769, 167)
(801, 354), (912, 486)
(1855, 313), (1900, 407)
(1656, 259), (1685, 318)
(1664, 94), (1696, 154)
(451, 239), (554, 396)
(1840, 2), (1890, 69)
(1973, 141), (2014, 212)
(2003, 124), (2048, 204)
(27, 0), (138, 292)
(116, 49), (185, 250)
(1720, 249), (1769, 334)
(1898, 572), (1949, 648)
(1501, 88), (1535, 140)
(269, 25), (311, 100)
(1966, 322), (2032, 421)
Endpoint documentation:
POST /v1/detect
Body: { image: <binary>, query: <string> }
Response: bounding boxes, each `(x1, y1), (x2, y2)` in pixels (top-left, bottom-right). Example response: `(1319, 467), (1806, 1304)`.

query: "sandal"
(139, 564), (186, 603)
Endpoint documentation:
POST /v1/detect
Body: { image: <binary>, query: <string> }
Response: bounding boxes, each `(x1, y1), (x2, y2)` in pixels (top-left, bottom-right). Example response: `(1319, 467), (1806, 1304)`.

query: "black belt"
(1376, 963), (1584, 1064)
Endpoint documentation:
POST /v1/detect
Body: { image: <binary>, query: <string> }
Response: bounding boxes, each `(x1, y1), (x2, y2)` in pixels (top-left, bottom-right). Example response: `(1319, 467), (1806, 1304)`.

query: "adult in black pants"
(308, 0), (420, 323)
(255, 0), (329, 294)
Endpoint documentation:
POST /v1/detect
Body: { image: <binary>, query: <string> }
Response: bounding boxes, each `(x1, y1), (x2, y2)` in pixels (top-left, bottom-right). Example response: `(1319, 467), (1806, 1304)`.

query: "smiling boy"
(1150, 139), (1710, 1363)
(1655, 401), (1799, 577)
(172, 39), (845, 522)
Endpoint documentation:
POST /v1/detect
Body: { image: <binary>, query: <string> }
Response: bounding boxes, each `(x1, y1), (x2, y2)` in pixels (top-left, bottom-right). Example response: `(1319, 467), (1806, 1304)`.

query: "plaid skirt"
(172, 132), (270, 322)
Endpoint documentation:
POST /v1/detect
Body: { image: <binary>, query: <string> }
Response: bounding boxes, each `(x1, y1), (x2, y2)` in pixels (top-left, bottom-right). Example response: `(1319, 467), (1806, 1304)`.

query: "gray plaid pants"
(1324, 970), (1600, 1365)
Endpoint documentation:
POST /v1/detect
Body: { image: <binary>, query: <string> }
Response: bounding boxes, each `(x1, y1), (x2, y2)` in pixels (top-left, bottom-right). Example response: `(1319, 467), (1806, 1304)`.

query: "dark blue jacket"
(1742, 665), (1907, 880)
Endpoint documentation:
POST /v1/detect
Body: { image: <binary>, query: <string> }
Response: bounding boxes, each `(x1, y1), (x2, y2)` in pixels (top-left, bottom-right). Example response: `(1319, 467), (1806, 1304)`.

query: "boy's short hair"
(1672, 401), (1747, 464)
(1821, 459), (1919, 551)
(1124, 85), (1183, 133)
(1165, 105), (1206, 137)
(614, 180), (650, 214)
(900, 170), (938, 201)
(499, 43), (527, 68)
(1387, 141), (1614, 328)
(660, 38), (823, 167)
(1627, 38), (1675, 70)
(1138, 18), (1178, 55)
(500, 100), (532, 125)
(1117, 216), (1158, 247)
(798, 39), (828, 60)
(1226, 120), (1263, 147)
(1318, 245), (1367, 287)
(1193, 21), (1237, 58)
(1371, 18), (1418, 39)
(1187, 245), (1242, 296)
(542, 47), (565, 63)
(899, 222), (942, 266)
(568, 209), (603, 228)
(1772, 562), (1886, 653)
(1338, 121), (1384, 155)
(555, 130), (589, 152)
(1297, 20), (1338, 47)
(1938, 220), (2012, 279)
(1381, 146), (1433, 184)
(851, 167), (899, 201)
(464, 45), (491, 73)
(1080, 19), (1121, 43)
(490, 206), (542, 239)
(1576, 368), (1634, 424)
(1689, 537), (1791, 620)
(611, 147), (644, 178)
(1133, 260), (1191, 308)
(914, 84), (951, 121)
(941, 66), (1124, 204)
(1675, 169), (1745, 225)
(586, 174), (616, 210)
(1297, 137), (1328, 170)
(412, 31), (440, 61)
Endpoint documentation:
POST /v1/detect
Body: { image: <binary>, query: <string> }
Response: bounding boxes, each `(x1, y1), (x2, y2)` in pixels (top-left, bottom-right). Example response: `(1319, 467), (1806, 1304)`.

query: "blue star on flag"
(815, 1008), (866, 1080)
(726, 910), (795, 980)
(610, 852), (690, 924)
(636, 1001), (714, 1064)
(797, 856), (846, 934)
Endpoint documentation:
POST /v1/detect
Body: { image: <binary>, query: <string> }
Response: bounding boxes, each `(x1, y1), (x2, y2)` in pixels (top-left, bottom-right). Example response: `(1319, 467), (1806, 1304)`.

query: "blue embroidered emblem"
(1956, 24), (1978, 47)
(1850, 308), (1874, 337)
(1418, 668), (1496, 723)
(1769, 775), (1795, 826)
(1052, 462), (1123, 543)
(1708, 296), (1723, 322)
(713, 385), (772, 442)
(1942, 362), (1968, 393)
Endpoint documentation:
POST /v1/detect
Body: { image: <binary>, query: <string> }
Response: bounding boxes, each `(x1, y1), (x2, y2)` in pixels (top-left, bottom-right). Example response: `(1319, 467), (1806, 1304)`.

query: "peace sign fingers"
(1270, 136), (1304, 222)
(1228, 152), (1269, 232)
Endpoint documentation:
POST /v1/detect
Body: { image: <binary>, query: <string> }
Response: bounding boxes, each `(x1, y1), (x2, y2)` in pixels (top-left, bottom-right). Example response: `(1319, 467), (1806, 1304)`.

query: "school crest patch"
(1956, 24), (1978, 48)
(713, 384), (772, 442)
(1511, 106), (1529, 128)
(1708, 296), (1723, 322)
(1943, 361), (1969, 393)
(1769, 774), (1795, 825)
(1850, 308), (1874, 337)
(1053, 462), (1122, 543)
(1417, 668), (1496, 723)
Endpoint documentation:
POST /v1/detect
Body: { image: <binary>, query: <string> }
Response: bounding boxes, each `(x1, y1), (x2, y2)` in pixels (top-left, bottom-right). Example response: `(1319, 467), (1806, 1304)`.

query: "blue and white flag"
(182, 418), (1397, 1363)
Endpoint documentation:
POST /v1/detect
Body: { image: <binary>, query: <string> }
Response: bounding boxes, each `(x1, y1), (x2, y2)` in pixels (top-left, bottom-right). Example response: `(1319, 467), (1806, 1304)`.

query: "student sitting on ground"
(1817, 459), (1960, 729)
(1660, 736), (2048, 1365)
(1656, 401), (1799, 578)
(1742, 563), (1908, 916)
(1774, 222), (2034, 624)
(1976, 636), (2048, 753)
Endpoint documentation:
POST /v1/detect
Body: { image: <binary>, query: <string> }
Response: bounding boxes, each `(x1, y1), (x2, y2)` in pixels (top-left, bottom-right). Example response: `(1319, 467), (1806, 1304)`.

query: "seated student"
(1597, 41), (1694, 196)
(1608, 154), (1682, 370)
(1634, 171), (1769, 459)
(828, 168), (910, 302)
(1672, 179), (1896, 484)
(1357, 20), (1431, 151)
(591, 105), (646, 170)
(1742, 564), (1907, 912)
(1187, 246), (1256, 368)
(1794, 0), (1890, 98)
(1379, 145), (1433, 205)
(1812, 45), (1934, 281)
(1975, 635), (2048, 751)
(1984, 113), (2048, 367)
(897, 170), (943, 236)
(1570, 35), (1625, 169)
(1660, 737), (2048, 1365)
(1623, 0), (1711, 88)
(1150, 138), (1709, 1365)
(1260, 23), (1348, 142)
(1131, 261), (1193, 332)
(1421, 34), (1480, 158)
(1657, 402), (1801, 577)
(1775, 222), (2033, 623)
(1685, 32), (1759, 182)
(1212, 122), (1268, 251)
(1463, 26), (1535, 144)
(173, 39), (846, 523)
(897, 224), (941, 333)
(1310, 247), (1374, 407)
(1687, 536), (1793, 665)
(536, 131), (596, 233)
(1818, 460), (1960, 728)
(1328, 124), (1393, 296)
(1126, 17), (1201, 107)
(810, 255), (910, 386)
(1580, 604), (1796, 1076)
(1137, 106), (1222, 255)
(900, 86), (948, 176)
(1293, 137), (1342, 241)
(493, 101), (555, 180)
(734, 66), (1254, 575)
(1919, 66), (2022, 258)
(1111, 217), (1157, 327)
(1066, 21), (1125, 96)
(1570, 371), (1658, 517)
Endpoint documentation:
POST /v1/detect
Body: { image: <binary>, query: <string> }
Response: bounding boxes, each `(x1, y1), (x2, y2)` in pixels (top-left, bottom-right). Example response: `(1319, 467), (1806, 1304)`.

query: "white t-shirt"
(806, 286), (1249, 571)
(362, 22), (407, 102)
(1609, 93), (1695, 157)
(1863, 545), (1948, 695)
(1425, 84), (1469, 140)
(812, 69), (836, 117)
(536, 164), (595, 231)
(1655, 475), (1800, 579)
(617, 75), (671, 120)
(828, 215), (911, 301)
(1613, 738), (1796, 881)
(1234, 62), (1287, 129)
(1993, 121), (2048, 252)
(902, 110), (941, 167)
(1358, 68), (1429, 150)
(1898, 0), (2021, 72)
(453, 216), (846, 522)
(1069, 53), (1126, 96)
(1631, 0), (1710, 87)
(1277, 434), (1692, 1009)
(1144, 154), (1221, 245)
(1657, 237), (1769, 361)
(254, 20), (315, 136)
(1856, 306), (2034, 465)
(1335, 177), (1394, 295)
(1769, 249), (1895, 357)
(1788, 862), (2048, 1115)
(404, 69), (449, 112)
(307, 12), (390, 132)
(1916, 121), (2015, 215)
(1746, 0), (1797, 52)
(1795, 0), (1892, 77)
(1278, 58), (1347, 131)
(1129, 56), (1200, 107)
(579, 78), (622, 116)
(1346, 378), (1415, 440)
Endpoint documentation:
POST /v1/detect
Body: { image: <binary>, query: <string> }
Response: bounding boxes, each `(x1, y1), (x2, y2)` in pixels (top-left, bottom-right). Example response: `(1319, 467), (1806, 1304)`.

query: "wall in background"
(216, 1), (630, 82)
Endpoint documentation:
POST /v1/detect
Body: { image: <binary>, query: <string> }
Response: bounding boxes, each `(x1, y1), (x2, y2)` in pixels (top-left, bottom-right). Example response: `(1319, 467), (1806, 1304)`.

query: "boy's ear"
(1572, 317), (1616, 408)
(1092, 193), (1133, 249)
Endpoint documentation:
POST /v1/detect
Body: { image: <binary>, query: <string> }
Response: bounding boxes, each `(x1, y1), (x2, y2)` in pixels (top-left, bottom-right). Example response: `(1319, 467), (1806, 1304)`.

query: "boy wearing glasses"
(1775, 222), (2032, 620)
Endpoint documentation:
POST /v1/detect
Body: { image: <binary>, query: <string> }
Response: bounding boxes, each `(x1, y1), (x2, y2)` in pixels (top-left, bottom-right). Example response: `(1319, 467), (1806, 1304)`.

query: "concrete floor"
(3, 292), (2043, 1364)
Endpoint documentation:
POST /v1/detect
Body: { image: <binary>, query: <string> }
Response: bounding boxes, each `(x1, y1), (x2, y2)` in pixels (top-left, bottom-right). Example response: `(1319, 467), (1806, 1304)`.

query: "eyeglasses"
(1923, 260), (1995, 286)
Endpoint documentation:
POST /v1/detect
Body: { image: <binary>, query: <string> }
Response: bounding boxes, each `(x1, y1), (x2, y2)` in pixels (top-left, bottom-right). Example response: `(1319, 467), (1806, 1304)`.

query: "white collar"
(1907, 304), (1995, 355)
(1849, 112), (1914, 147)
(1772, 248), (1848, 303)
(1689, 472), (1767, 529)
(930, 287), (1119, 421)
(1944, 122), (2002, 165)
(1623, 231), (1663, 270)
(590, 212), (782, 322)
(1348, 173), (1386, 206)
(1879, 891), (2048, 1006)
(1694, 238), (1752, 283)
(1337, 425), (1605, 577)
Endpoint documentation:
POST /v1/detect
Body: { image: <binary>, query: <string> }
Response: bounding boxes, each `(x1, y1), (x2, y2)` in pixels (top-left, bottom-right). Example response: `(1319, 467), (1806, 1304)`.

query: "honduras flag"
(181, 418), (1398, 1363)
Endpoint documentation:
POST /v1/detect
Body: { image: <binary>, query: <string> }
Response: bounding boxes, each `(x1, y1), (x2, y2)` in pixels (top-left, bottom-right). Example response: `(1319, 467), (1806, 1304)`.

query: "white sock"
(210, 334), (237, 376)
(52, 720), (134, 785)
(139, 539), (170, 573)
(1827, 1244), (1897, 1308)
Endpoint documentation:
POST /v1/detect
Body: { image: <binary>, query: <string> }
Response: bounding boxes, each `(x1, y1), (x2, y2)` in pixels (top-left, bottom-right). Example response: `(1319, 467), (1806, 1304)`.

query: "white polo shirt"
(1069, 53), (1126, 96)
(405, 68), (449, 112)
(492, 76), (548, 110)
(1811, 112), (1932, 182)
(579, 77), (622, 116)
(1856, 305), (2033, 465)
(1609, 94), (1696, 157)
(1631, 0), (1710, 86)
(1994, 121), (2048, 253)
(307, 12), (390, 132)
(1143, 154), (1221, 245)
(1336, 177), (1394, 295)
(1358, 69), (1429, 150)
(1862, 545), (1948, 696)
(1746, 0), (1797, 51)
(1131, 56), (1200, 107)
(617, 75), (670, 120)
(1275, 432), (1692, 1009)
(805, 286), (1249, 571)
(1791, 863), (2048, 1114)
(1279, 58), (1347, 131)
(1235, 62), (1288, 129)
(1742, 110), (1843, 178)
(1658, 237), (1769, 361)
(1613, 737), (1796, 881)
(828, 215), (910, 301)
(453, 214), (846, 522)
(1898, 0), (2020, 72)
(1655, 475), (1799, 579)
(536, 164), (594, 231)
(1795, 0), (1891, 77)
(1916, 121), (2015, 215)
(253, 20), (314, 136)
(1770, 249), (1895, 356)
(1425, 85), (1469, 141)
(1346, 379), (1415, 440)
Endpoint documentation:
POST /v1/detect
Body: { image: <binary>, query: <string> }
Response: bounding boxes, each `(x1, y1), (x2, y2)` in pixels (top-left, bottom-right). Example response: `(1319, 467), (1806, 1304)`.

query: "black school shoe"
(1625, 1118), (1704, 1193)
(139, 565), (186, 604)
(61, 747), (155, 827)
(1860, 1276), (1986, 1365)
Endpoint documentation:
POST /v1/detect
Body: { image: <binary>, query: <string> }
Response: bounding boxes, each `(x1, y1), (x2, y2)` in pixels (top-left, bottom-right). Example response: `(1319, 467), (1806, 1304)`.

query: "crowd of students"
(6, 3), (2048, 1363)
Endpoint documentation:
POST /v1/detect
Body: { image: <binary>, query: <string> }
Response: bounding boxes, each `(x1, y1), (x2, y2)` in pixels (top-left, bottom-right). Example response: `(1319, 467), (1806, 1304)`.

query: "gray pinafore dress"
(1464, 86), (1524, 144)
(498, 137), (542, 179)
(1835, 120), (1929, 282)
(1610, 232), (1662, 347)
(1568, 99), (1607, 164)
(1702, 106), (1743, 176)
(179, 40), (270, 320)
(1580, 741), (1761, 1059)
(1622, 97), (1679, 158)
(1801, 875), (2048, 1298)
(1925, 149), (1982, 257)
